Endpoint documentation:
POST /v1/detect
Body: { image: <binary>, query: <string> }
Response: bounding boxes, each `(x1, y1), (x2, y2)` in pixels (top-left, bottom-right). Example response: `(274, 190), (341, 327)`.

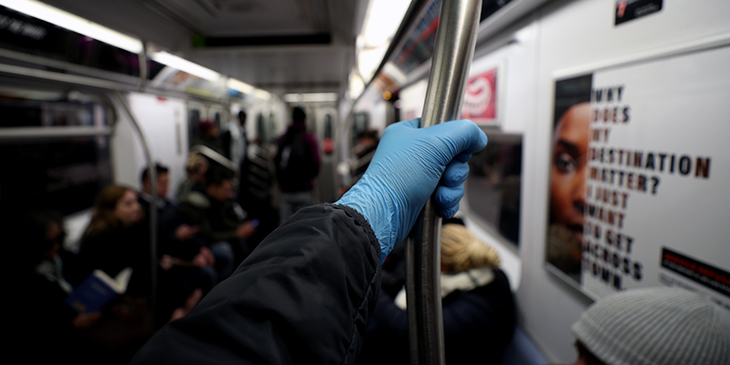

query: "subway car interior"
(3, 0), (729, 364)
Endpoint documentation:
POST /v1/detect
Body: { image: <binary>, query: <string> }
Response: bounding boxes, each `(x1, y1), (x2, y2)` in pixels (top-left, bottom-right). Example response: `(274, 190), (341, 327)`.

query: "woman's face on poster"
(550, 102), (591, 242)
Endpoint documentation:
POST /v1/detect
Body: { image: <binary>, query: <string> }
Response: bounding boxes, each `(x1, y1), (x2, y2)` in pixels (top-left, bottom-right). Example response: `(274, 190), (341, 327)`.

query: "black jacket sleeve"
(132, 204), (382, 364)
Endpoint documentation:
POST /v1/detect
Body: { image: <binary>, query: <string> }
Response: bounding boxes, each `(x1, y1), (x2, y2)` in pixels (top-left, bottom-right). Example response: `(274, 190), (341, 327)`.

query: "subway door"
(112, 92), (188, 197)
(315, 107), (338, 203)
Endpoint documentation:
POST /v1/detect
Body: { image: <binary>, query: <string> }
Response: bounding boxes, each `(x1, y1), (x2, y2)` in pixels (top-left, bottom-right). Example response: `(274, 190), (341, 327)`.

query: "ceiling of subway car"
(40, 0), (370, 95)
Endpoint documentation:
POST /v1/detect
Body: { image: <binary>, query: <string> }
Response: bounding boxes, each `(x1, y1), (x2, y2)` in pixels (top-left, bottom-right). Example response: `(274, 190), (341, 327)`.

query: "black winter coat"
(131, 204), (382, 364)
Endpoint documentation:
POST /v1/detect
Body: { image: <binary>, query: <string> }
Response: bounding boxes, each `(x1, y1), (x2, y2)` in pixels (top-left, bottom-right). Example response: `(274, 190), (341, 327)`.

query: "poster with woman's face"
(546, 46), (730, 308)
(547, 75), (592, 284)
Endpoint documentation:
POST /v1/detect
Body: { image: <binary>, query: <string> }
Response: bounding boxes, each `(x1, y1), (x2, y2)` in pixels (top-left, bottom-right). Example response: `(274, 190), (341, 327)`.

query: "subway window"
(465, 132), (523, 246)
(0, 88), (112, 215)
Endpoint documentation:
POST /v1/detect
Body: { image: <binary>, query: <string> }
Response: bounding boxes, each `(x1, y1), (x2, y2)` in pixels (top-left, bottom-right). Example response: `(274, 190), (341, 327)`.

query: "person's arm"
(132, 204), (381, 364)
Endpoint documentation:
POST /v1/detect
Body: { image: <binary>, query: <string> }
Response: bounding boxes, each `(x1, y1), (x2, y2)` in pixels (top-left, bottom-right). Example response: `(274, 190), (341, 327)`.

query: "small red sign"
(462, 68), (498, 124)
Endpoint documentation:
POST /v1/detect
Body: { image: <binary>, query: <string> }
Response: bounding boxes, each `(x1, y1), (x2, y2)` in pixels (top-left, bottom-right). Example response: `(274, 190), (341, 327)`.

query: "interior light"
(356, 0), (411, 83)
(360, 0), (412, 48)
(227, 78), (255, 94)
(253, 89), (272, 100)
(0, 0), (144, 54)
(150, 51), (222, 82)
(348, 70), (365, 99)
(283, 93), (338, 103)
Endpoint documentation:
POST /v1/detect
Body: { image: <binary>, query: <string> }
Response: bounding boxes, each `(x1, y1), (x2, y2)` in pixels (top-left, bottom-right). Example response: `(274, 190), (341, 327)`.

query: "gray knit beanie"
(571, 287), (730, 365)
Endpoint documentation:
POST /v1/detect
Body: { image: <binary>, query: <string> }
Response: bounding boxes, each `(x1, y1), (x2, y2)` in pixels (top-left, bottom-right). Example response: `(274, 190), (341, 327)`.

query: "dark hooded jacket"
(131, 204), (382, 364)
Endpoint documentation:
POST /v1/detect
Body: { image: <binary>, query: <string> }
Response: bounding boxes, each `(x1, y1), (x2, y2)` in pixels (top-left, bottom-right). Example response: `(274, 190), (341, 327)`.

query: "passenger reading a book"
(10, 210), (102, 363)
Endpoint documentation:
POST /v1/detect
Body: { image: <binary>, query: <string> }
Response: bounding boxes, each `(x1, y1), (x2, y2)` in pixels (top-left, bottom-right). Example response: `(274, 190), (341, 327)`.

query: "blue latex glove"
(336, 118), (488, 262)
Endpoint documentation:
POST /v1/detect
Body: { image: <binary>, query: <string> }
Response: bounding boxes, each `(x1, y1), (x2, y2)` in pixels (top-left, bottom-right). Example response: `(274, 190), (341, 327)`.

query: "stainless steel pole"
(406, 1), (482, 364)
(112, 92), (159, 313)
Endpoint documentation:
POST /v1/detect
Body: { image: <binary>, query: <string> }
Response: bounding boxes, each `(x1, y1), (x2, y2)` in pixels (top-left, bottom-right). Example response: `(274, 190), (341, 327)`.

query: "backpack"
(274, 129), (318, 191)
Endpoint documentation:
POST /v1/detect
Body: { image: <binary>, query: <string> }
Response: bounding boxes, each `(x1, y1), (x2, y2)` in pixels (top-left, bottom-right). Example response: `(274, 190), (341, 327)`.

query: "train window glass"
(189, 109), (201, 146)
(386, 0), (513, 80)
(214, 111), (221, 128)
(256, 113), (266, 143)
(480, 0), (513, 21)
(266, 113), (277, 144)
(324, 115), (333, 139)
(0, 137), (113, 215)
(352, 112), (370, 144)
(0, 89), (107, 128)
(465, 132), (522, 246)
(392, 0), (441, 75)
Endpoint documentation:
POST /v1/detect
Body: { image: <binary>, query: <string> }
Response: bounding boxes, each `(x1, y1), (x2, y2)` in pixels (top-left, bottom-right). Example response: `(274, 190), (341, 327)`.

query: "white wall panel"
(112, 93), (188, 198)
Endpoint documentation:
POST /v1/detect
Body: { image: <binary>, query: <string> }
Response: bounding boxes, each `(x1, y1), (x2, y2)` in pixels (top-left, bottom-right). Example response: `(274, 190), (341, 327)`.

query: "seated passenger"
(357, 220), (516, 365)
(138, 163), (210, 325)
(565, 287), (730, 365)
(178, 166), (257, 276)
(11, 210), (101, 363)
(176, 153), (208, 203)
(76, 185), (151, 298)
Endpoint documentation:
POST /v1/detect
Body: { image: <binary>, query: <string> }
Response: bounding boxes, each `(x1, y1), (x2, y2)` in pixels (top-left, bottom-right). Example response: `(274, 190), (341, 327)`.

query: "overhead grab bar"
(406, 1), (482, 364)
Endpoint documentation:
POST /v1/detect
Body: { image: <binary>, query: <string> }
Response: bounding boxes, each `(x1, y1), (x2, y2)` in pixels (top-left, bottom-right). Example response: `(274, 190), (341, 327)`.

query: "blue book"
(65, 267), (132, 313)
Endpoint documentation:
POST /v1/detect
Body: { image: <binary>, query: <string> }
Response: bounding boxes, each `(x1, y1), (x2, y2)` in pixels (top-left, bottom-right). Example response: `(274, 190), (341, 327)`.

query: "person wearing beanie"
(568, 287), (730, 365)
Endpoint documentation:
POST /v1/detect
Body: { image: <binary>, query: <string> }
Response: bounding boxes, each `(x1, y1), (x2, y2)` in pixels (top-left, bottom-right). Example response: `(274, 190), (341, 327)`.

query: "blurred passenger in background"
(178, 166), (257, 273)
(352, 129), (379, 177)
(357, 219), (516, 365)
(12, 210), (101, 363)
(76, 185), (150, 298)
(176, 153), (208, 203)
(139, 164), (210, 326)
(74, 185), (156, 362)
(196, 119), (223, 155)
(562, 287), (730, 365)
(221, 110), (248, 168)
(275, 106), (321, 223)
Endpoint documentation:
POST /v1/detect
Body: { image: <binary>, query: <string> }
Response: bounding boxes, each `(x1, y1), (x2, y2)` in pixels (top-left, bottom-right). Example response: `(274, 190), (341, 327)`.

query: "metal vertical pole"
(112, 92), (159, 313)
(406, 1), (482, 364)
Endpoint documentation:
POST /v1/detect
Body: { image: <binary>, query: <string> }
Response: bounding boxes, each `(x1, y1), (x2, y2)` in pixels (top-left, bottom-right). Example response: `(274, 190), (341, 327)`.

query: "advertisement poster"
(462, 67), (499, 125)
(546, 45), (730, 309)
(615, 0), (663, 26)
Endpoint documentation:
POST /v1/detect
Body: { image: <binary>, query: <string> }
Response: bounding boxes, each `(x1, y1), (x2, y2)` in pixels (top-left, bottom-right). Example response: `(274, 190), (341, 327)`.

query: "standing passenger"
(221, 110), (248, 167)
(274, 106), (321, 223)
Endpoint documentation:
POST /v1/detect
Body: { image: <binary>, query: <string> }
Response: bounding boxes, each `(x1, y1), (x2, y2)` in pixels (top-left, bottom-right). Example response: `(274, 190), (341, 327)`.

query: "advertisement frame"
(543, 31), (730, 301)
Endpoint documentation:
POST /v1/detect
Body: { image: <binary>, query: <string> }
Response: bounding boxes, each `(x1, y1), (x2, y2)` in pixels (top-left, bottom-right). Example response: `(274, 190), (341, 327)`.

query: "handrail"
(189, 144), (241, 175)
(406, 1), (482, 364)
(0, 126), (113, 140)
